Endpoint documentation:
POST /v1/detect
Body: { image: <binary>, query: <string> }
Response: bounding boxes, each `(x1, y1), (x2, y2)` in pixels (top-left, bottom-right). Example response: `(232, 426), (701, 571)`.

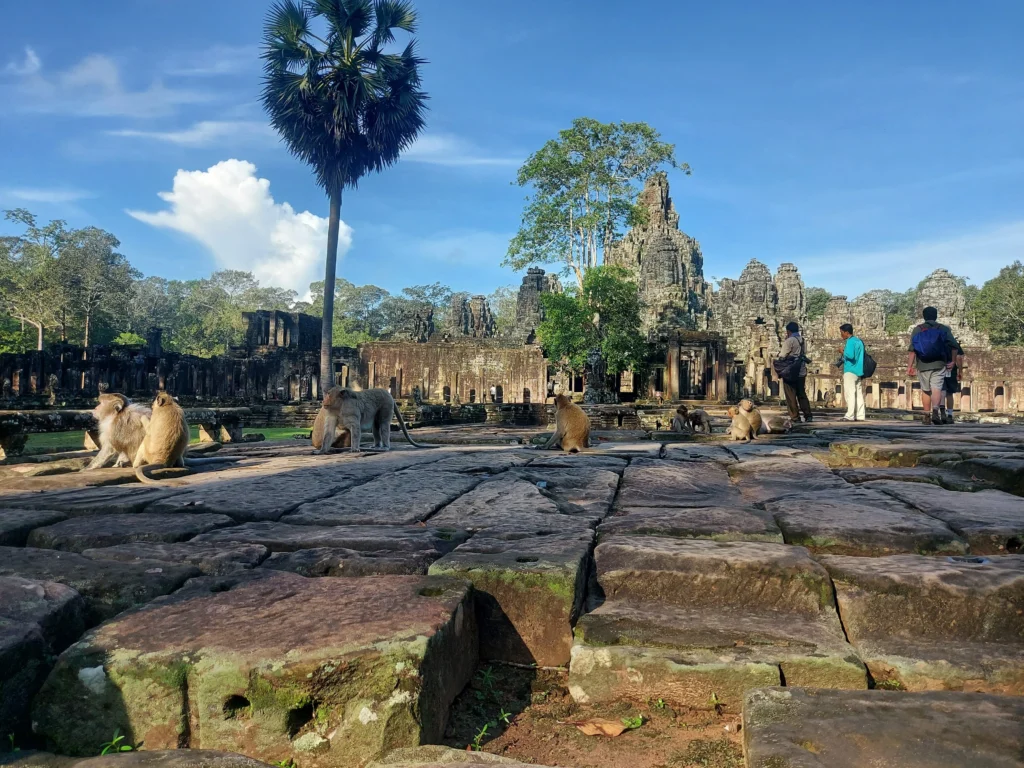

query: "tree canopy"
(974, 261), (1024, 346)
(506, 118), (683, 290)
(537, 265), (651, 375)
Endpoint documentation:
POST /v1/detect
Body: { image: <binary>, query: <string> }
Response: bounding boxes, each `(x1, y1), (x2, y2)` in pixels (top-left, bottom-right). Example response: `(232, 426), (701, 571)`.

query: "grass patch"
(26, 426), (310, 452)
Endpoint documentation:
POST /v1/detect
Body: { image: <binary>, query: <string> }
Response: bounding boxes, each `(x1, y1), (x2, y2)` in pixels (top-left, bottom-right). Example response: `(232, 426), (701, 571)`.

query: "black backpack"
(862, 350), (877, 378)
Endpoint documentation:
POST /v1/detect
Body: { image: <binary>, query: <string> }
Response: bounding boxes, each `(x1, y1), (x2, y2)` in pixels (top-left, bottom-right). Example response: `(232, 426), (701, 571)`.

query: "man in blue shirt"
(839, 323), (865, 421)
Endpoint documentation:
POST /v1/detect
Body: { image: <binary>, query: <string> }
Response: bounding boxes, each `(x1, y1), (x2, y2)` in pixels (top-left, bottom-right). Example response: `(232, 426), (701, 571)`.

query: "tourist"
(907, 306), (958, 426)
(941, 339), (966, 425)
(776, 321), (812, 423)
(838, 323), (866, 421)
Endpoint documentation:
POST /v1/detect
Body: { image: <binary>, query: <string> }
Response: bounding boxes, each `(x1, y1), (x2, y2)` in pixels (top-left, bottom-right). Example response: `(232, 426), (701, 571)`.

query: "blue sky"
(1, 0), (1022, 301)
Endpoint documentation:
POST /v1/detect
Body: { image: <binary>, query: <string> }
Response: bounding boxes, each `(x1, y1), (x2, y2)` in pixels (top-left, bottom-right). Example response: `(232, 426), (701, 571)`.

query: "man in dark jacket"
(778, 321), (812, 423)
(907, 306), (959, 426)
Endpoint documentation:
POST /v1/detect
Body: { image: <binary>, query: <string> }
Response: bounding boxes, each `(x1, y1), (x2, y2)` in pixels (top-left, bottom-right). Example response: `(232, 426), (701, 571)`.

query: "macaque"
(312, 387), (429, 454)
(542, 394), (590, 453)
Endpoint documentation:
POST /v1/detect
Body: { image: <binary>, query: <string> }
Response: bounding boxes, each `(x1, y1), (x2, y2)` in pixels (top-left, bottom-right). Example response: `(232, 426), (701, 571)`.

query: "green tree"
(862, 288), (918, 335)
(62, 227), (140, 347)
(487, 285), (518, 337)
(537, 265), (650, 375)
(262, 0), (428, 386)
(975, 262), (1024, 346)
(308, 278), (390, 345)
(0, 209), (67, 349)
(111, 331), (147, 346)
(804, 287), (831, 321)
(506, 118), (683, 290)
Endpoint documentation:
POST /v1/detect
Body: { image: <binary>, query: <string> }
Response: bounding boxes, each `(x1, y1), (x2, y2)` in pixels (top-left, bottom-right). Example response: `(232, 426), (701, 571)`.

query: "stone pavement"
(1, 419), (1023, 767)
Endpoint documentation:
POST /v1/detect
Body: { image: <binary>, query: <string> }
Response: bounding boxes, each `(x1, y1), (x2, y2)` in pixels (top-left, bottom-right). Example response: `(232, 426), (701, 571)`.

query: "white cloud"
(127, 160), (349, 296)
(107, 120), (276, 147)
(163, 44), (257, 77)
(404, 133), (520, 168)
(3, 48), (212, 118)
(797, 220), (1024, 295)
(0, 187), (93, 204)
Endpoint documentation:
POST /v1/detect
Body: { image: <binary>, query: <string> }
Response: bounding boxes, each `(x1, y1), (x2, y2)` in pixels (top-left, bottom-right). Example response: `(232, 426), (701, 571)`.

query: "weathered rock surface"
(525, 454), (628, 472)
(660, 444), (736, 463)
(864, 481), (1024, 554)
(27, 513), (235, 553)
(821, 553), (1024, 692)
(1, 486), (185, 515)
(33, 572), (477, 768)
(286, 471), (481, 526)
(0, 576), (86, 653)
(835, 466), (991, 492)
(0, 620), (48, 750)
(81, 541), (269, 575)
(615, 459), (738, 508)
(371, 745), (547, 767)
(0, 547), (200, 625)
(764, 490), (966, 556)
(0, 750), (276, 768)
(429, 530), (593, 666)
(743, 687), (1024, 767)
(262, 547), (436, 577)
(425, 452), (534, 474)
(194, 522), (466, 555)
(0, 509), (67, 546)
(504, 467), (620, 517)
(727, 454), (848, 504)
(598, 505), (783, 542)
(956, 457), (1024, 495)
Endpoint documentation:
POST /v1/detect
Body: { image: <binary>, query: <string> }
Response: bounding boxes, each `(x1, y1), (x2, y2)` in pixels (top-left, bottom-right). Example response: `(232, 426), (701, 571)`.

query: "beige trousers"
(843, 372), (866, 421)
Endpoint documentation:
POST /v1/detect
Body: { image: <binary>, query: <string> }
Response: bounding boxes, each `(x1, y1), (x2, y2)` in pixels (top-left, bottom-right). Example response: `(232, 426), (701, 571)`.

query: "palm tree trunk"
(320, 185), (343, 391)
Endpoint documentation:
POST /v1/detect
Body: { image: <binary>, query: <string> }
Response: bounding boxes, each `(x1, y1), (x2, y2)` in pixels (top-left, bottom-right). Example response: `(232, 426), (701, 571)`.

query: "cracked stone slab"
(598, 505), (783, 542)
(429, 530), (594, 666)
(594, 536), (837, 618)
(834, 466), (994, 492)
(0, 547), (200, 625)
(525, 454), (628, 472)
(0, 576), (86, 654)
(660, 444), (736, 463)
(285, 471), (482, 526)
(424, 451), (535, 474)
(503, 467), (620, 517)
(80, 541), (269, 576)
(615, 459), (738, 509)
(764, 490), (967, 556)
(0, 487), (187, 516)
(32, 572), (476, 768)
(743, 687), (1024, 768)
(571, 601), (865, 707)
(727, 454), (849, 504)
(0, 618), (48, 750)
(193, 521), (468, 555)
(954, 458), (1024, 495)
(262, 547), (438, 577)
(861, 481), (1024, 554)
(0, 509), (67, 546)
(26, 513), (236, 553)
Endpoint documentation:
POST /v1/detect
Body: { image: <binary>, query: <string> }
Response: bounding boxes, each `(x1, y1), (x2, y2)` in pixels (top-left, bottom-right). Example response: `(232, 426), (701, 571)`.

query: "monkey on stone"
(85, 392), (239, 481)
(766, 415), (793, 433)
(541, 394), (590, 453)
(671, 405), (691, 433)
(728, 407), (757, 443)
(312, 386), (352, 451)
(133, 392), (191, 483)
(312, 387), (429, 454)
(739, 399), (764, 435)
(687, 408), (712, 434)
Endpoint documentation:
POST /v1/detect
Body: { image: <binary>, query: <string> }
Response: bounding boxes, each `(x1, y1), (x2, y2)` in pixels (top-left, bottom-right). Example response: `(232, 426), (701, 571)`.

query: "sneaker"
(944, 412), (955, 425)
(931, 410), (944, 425)
(922, 412), (932, 425)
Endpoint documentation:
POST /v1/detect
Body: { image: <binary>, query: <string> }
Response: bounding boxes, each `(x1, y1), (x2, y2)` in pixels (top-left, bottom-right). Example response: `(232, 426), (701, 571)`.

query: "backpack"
(912, 325), (948, 363)
(862, 351), (877, 378)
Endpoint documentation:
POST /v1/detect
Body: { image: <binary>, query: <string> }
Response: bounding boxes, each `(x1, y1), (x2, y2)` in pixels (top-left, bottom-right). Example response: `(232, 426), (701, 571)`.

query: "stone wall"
(511, 267), (562, 344)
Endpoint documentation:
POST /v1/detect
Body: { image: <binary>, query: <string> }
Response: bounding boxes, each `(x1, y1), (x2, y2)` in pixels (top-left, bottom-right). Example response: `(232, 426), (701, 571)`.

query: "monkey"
(687, 408), (712, 434)
(671, 405), (691, 433)
(133, 392), (190, 483)
(739, 399), (764, 435)
(728, 406), (757, 443)
(312, 387), (430, 454)
(766, 415), (793, 433)
(541, 394), (590, 453)
(311, 386), (352, 451)
(86, 393), (150, 469)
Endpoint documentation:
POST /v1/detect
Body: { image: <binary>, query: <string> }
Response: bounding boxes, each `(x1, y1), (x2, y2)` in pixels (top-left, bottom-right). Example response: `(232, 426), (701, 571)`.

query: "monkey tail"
(134, 464), (164, 485)
(392, 403), (435, 449)
(183, 456), (242, 467)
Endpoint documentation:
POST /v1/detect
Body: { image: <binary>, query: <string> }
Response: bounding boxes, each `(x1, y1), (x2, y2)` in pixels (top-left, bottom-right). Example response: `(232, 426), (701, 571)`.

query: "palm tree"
(262, 0), (427, 387)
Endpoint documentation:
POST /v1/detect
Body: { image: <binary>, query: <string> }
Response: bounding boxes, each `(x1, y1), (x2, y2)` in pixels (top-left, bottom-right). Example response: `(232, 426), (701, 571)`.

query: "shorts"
(943, 366), (961, 394)
(918, 368), (946, 393)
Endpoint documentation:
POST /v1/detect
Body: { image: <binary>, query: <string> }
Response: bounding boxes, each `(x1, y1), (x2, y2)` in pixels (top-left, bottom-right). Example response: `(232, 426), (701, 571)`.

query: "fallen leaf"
(573, 718), (628, 737)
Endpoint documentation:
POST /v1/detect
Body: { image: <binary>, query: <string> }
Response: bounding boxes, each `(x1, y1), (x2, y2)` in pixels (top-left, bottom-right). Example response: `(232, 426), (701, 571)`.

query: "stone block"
(503, 467), (620, 517)
(1, 487), (186, 516)
(0, 576), (86, 653)
(262, 548), (437, 577)
(0, 547), (200, 625)
(598, 506), (783, 542)
(0, 509), (67, 546)
(0, 619), (48, 749)
(193, 522), (466, 556)
(764, 490), (967, 556)
(81, 542), (270, 576)
(614, 459), (738, 509)
(26, 514), (235, 553)
(286, 472), (482, 526)
(726, 455), (848, 504)
(743, 687), (1024, 767)
(863, 481), (1024, 554)
(32, 573), (477, 768)
(429, 530), (593, 666)
(525, 454), (628, 472)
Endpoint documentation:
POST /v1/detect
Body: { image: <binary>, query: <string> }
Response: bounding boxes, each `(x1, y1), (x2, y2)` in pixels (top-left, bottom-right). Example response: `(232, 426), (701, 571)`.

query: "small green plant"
(470, 722), (492, 751)
(99, 730), (134, 756)
(621, 715), (645, 730)
(653, 698), (667, 710)
(498, 708), (512, 725)
(477, 667), (497, 689)
(709, 692), (724, 716)
(7, 733), (20, 752)
(273, 760), (297, 768)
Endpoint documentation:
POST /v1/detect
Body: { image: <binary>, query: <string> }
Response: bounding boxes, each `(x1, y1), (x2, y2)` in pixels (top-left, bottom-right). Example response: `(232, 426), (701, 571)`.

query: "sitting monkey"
(687, 408), (712, 434)
(542, 394), (590, 453)
(739, 399), (764, 435)
(766, 415), (793, 433)
(727, 405), (757, 443)
(671, 405), (691, 433)
(312, 386), (352, 451)
(312, 386), (429, 454)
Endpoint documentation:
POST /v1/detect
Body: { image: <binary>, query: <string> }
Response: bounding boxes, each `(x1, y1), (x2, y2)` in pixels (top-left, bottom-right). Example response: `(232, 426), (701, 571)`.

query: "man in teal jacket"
(839, 323), (865, 421)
